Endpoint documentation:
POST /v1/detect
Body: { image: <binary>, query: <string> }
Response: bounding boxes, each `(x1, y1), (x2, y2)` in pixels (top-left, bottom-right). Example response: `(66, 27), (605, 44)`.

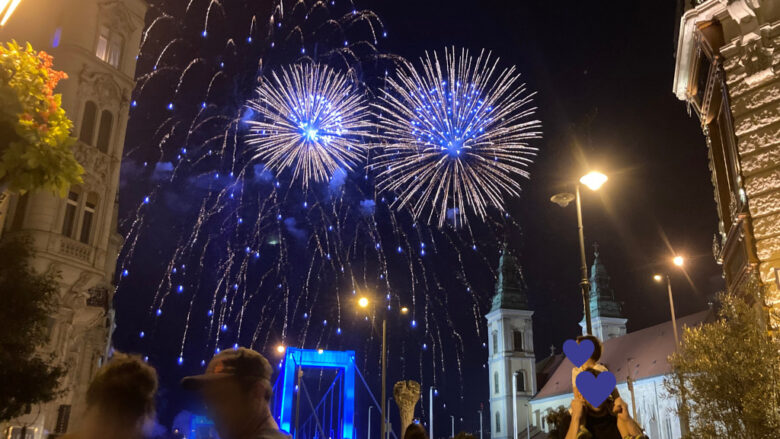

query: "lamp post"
(512, 371), (519, 439)
(429, 387), (435, 439)
(368, 406), (373, 439)
(450, 415), (455, 438)
(358, 296), (388, 439)
(550, 171), (608, 335)
(653, 255), (689, 436)
(477, 409), (483, 439)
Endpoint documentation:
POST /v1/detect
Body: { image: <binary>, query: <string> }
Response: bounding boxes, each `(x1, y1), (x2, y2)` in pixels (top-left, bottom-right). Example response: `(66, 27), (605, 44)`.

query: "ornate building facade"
(673, 0), (780, 330)
(0, 1), (147, 437)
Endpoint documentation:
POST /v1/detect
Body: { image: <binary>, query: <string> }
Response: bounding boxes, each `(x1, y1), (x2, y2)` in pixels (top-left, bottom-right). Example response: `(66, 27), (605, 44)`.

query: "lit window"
(95, 25), (122, 68)
(62, 191), (80, 238)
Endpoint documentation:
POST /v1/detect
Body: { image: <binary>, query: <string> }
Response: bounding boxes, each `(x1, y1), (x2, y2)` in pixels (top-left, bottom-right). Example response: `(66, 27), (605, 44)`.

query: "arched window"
(513, 330), (523, 352)
(493, 371), (499, 394)
(79, 101), (97, 145)
(96, 110), (113, 153)
(79, 192), (98, 244)
(515, 370), (525, 392)
(492, 331), (498, 354)
(495, 411), (501, 433)
(62, 189), (81, 238)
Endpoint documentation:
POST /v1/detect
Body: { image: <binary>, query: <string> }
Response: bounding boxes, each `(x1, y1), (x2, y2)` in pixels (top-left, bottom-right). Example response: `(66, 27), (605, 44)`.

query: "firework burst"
(245, 63), (374, 189)
(373, 47), (542, 227)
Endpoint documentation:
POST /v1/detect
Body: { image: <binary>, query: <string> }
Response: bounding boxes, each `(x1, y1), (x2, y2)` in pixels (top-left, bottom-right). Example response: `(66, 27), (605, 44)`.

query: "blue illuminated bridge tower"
(273, 348), (360, 439)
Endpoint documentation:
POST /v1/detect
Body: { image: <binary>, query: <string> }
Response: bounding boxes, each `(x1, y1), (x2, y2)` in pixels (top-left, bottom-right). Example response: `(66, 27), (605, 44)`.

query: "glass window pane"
(79, 102), (97, 145)
(80, 210), (93, 243)
(96, 111), (113, 153)
(108, 36), (122, 68)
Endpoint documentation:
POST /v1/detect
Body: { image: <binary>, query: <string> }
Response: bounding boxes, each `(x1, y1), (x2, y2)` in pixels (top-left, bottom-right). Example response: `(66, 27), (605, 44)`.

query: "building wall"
(530, 375), (682, 439)
(0, 1), (146, 437)
(486, 308), (536, 439)
(673, 0), (780, 330)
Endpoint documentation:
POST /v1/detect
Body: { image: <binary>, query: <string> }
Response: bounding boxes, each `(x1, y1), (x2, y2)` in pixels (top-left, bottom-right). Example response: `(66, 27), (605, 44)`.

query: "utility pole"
(477, 409), (483, 439)
(429, 387), (435, 439)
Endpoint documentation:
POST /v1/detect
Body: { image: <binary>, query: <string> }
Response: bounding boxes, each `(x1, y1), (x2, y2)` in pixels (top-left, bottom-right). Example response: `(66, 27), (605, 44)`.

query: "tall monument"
(0, 0), (147, 437)
(485, 244), (536, 439)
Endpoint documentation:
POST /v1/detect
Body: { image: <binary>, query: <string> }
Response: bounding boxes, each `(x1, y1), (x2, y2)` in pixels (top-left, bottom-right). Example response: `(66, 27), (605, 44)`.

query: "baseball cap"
(181, 347), (272, 390)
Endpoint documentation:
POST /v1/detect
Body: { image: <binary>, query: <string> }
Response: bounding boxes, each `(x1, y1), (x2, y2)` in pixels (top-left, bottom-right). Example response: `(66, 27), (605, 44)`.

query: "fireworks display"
(373, 48), (542, 227)
(245, 63), (374, 189)
(116, 0), (540, 419)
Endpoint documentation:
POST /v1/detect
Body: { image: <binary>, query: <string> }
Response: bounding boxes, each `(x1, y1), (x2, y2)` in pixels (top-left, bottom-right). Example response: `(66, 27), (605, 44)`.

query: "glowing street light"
(358, 297), (369, 308)
(276, 344), (286, 354)
(653, 274), (663, 282)
(579, 171), (608, 191)
(550, 170), (609, 335)
(0, 0), (22, 26)
(400, 306), (409, 315)
(673, 256), (685, 267)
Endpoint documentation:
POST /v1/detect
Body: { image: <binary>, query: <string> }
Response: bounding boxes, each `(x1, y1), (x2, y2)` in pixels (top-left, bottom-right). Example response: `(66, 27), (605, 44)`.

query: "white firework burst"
(245, 63), (375, 189)
(373, 47), (542, 227)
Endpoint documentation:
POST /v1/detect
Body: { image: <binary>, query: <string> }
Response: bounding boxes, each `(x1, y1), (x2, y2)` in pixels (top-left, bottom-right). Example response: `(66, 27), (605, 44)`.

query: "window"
(493, 371), (499, 394)
(96, 25), (123, 68)
(492, 331), (498, 354)
(79, 101), (97, 145)
(62, 191), (80, 238)
(515, 370), (525, 392)
(513, 330), (523, 352)
(80, 193), (97, 244)
(11, 193), (29, 230)
(96, 110), (113, 153)
(495, 412), (501, 433)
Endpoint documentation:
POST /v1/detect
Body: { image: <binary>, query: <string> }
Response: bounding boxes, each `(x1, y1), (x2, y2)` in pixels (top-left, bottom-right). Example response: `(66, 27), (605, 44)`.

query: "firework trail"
(117, 0), (536, 416)
(373, 47), (542, 227)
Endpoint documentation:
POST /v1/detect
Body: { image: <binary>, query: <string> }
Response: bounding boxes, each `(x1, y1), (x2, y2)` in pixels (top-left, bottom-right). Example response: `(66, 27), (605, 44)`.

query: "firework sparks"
(373, 47), (542, 227)
(245, 63), (374, 189)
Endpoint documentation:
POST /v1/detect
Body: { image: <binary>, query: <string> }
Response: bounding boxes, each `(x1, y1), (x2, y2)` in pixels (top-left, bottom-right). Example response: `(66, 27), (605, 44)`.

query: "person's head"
(182, 347), (273, 439)
(403, 422), (428, 439)
(575, 335), (603, 365)
(580, 368), (615, 415)
(82, 352), (158, 439)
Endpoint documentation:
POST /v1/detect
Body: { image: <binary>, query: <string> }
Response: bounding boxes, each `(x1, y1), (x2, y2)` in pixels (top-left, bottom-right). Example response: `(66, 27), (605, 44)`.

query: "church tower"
(580, 245), (627, 341)
(0, 1), (147, 437)
(485, 245), (536, 439)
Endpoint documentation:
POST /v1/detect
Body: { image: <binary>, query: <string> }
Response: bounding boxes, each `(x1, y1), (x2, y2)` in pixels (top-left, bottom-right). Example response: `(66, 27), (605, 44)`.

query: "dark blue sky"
(115, 0), (722, 435)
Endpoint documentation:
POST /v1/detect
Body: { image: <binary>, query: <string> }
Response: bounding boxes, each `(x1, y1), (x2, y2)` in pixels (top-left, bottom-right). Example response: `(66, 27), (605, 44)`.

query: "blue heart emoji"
(575, 371), (617, 408)
(563, 339), (594, 367)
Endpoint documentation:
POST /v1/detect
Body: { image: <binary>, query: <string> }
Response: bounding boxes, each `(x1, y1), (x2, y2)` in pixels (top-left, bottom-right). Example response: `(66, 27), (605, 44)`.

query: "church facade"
(488, 247), (712, 439)
(0, 1), (147, 437)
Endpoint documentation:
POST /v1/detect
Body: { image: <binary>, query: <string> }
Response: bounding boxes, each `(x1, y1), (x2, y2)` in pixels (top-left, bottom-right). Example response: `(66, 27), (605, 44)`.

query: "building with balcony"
(0, 1), (147, 437)
(673, 0), (780, 330)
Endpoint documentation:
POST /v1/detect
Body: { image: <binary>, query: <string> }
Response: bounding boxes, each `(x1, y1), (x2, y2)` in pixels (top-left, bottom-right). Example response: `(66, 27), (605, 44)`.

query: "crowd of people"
(66, 338), (648, 439)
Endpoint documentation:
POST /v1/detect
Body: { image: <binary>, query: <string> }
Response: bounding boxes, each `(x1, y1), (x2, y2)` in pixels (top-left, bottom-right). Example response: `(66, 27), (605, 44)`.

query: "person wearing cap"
(182, 347), (289, 439)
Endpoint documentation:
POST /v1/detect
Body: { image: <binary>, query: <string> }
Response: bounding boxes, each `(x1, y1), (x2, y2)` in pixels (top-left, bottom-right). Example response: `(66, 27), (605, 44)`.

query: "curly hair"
(86, 352), (158, 423)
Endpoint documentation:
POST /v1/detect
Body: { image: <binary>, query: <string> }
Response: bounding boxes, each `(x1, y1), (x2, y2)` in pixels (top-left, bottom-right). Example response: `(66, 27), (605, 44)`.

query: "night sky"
(114, 0), (723, 435)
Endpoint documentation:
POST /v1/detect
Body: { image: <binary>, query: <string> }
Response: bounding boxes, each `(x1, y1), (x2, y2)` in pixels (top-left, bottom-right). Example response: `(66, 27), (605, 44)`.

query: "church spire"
(490, 243), (529, 312)
(588, 243), (624, 319)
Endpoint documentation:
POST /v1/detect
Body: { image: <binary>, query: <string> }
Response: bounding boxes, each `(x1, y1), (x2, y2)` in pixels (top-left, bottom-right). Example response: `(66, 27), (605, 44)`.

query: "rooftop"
(533, 309), (713, 401)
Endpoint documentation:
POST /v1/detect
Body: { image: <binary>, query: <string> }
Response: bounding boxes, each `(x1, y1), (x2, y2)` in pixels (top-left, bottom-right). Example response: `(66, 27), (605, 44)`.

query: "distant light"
(411, 320), (417, 328)
(177, 356), (184, 365)
(401, 307), (409, 314)
(201, 30), (207, 37)
(673, 256), (685, 267)
(131, 100), (137, 107)
(318, 349), (324, 354)
(579, 171), (608, 191)
(156, 309), (162, 316)
(167, 102), (174, 110)
(143, 196), (150, 204)
(336, 327), (342, 335)
(653, 274), (663, 282)
(139, 331), (145, 338)
(276, 345), (286, 354)
(221, 324), (228, 332)
(177, 285), (184, 293)
(358, 297), (369, 308)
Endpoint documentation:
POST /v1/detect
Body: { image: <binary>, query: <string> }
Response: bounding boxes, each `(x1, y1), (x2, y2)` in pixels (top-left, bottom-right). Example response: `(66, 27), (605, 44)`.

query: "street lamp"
(550, 170), (608, 335)
(673, 255), (685, 267)
(0, 0), (22, 26)
(357, 296), (388, 439)
(276, 344), (286, 354)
